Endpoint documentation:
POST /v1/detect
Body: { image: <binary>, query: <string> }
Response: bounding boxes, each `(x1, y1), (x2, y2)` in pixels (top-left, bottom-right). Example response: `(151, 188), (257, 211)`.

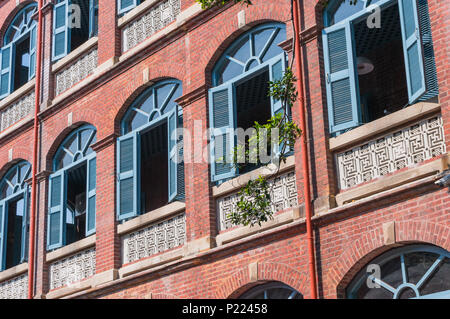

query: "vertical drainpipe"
(292, 0), (318, 299)
(28, 0), (43, 300)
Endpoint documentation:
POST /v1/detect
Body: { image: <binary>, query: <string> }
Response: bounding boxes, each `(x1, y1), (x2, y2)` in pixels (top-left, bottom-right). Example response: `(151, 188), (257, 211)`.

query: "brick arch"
(112, 77), (183, 135)
(326, 221), (450, 298)
(0, 0), (36, 45)
(215, 261), (308, 299)
(0, 158), (31, 181)
(44, 121), (96, 171)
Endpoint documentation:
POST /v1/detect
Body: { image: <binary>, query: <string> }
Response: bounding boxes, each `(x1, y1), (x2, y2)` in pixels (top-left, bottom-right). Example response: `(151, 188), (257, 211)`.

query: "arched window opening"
(322, 0), (438, 136)
(209, 23), (288, 183)
(0, 161), (31, 271)
(117, 79), (184, 221)
(239, 282), (302, 299)
(52, 0), (98, 61)
(0, 3), (38, 99)
(346, 245), (450, 299)
(47, 125), (97, 251)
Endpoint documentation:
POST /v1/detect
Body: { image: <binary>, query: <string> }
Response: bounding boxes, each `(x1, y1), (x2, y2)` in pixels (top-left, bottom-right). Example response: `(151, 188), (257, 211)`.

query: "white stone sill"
(51, 37), (98, 74)
(118, 0), (162, 28)
(0, 262), (28, 283)
(212, 155), (296, 198)
(46, 234), (96, 263)
(117, 201), (185, 235)
(329, 101), (441, 152)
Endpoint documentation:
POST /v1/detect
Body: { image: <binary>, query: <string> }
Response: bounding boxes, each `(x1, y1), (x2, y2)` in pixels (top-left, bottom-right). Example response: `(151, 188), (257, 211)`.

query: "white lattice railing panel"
(122, 0), (181, 52)
(122, 212), (186, 265)
(0, 273), (28, 299)
(55, 48), (98, 96)
(336, 115), (446, 190)
(0, 91), (34, 131)
(49, 247), (96, 290)
(217, 170), (298, 232)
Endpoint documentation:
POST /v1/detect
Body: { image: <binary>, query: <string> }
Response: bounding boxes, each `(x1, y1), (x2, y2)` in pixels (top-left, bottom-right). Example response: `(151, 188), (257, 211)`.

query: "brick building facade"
(0, 0), (448, 299)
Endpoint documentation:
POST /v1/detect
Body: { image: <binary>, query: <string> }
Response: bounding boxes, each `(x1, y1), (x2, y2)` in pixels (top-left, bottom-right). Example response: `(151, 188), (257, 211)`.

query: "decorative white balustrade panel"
(217, 170), (298, 232)
(0, 91), (34, 131)
(0, 274), (28, 299)
(336, 115), (446, 190)
(122, 0), (181, 52)
(49, 248), (96, 290)
(55, 48), (98, 96)
(122, 213), (186, 265)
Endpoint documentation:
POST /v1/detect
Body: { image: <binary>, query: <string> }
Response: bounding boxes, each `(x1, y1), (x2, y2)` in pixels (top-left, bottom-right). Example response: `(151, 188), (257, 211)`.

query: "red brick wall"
(0, 0), (448, 299)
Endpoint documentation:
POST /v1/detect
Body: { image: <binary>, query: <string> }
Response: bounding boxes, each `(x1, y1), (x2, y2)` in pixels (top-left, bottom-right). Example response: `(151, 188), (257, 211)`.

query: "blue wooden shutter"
(53, 0), (69, 61)
(47, 171), (66, 250)
(208, 82), (236, 182)
(118, 0), (137, 15)
(85, 156), (96, 235)
(0, 43), (14, 99)
(323, 22), (361, 134)
(117, 132), (140, 221)
(398, 0), (426, 103)
(176, 110), (185, 201)
(269, 53), (287, 116)
(89, 0), (99, 38)
(168, 110), (178, 202)
(0, 201), (6, 271)
(28, 23), (37, 80)
(20, 188), (30, 263)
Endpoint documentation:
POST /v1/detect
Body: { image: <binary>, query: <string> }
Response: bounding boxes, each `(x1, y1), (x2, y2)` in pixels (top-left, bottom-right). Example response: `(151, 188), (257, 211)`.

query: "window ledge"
(118, 0), (162, 28)
(0, 79), (35, 113)
(215, 207), (303, 246)
(212, 155), (296, 198)
(46, 234), (96, 263)
(329, 101), (441, 152)
(335, 155), (449, 206)
(117, 201), (186, 235)
(0, 262), (28, 283)
(51, 37), (98, 74)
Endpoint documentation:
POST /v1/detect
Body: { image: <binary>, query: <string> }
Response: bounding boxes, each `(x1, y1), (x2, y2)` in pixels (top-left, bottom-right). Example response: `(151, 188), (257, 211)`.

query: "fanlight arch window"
(117, 79), (184, 221)
(47, 125), (97, 251)
(239, 282), (302, 299)
(0, 161), (31, 271)
(347, 245), (450, 299)
(209, 23), (288, 182)
(0, 3), (38, 99)
(323, 0), (382, 27)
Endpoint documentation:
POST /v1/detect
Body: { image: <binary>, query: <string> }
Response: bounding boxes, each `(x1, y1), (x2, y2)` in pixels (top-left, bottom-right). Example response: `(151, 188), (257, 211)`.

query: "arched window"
(322, 0), (438, 135)
(239, 282), (302, 299)
(0, 161), (31, 271)
(209, 23), (288, 182)
(117, 79), (184, 221)
(0, 3), (38, 99)
(347, 245), (450, 299)
(52, 0), (98, 61)
(47, 125), (97, 251)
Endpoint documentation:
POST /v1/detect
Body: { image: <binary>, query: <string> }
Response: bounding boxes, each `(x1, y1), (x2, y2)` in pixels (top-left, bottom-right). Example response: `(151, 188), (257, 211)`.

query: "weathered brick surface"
(0, 0), (448, 299)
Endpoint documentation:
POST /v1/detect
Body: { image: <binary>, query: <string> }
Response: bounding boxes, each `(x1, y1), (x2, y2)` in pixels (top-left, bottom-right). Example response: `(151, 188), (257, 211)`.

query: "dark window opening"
(6, 197), (24, 269)
(140, 122), (168, 213)
(13, 34), (30, 91)
(66, 163), (86, 245)
(235, 69), (272, 174)
(354, 4), (408, 123)
(70, 0), (91, 51)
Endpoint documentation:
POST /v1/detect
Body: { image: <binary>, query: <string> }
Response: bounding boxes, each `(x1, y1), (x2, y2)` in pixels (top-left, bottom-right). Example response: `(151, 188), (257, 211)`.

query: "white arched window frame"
(47, 125), (97, 251)
(0, 3), (38, 99)
(0, 161), (31, 270)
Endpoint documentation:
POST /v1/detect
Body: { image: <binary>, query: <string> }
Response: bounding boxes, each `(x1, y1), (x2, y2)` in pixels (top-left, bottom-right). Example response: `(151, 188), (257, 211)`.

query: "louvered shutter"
(209, 82), (236, 182)
(28, 23), (37, 79)
(175, 110), (185, 201)
(89, 0), (99, 38)
(85, 156), (96, 235)
(118, 0), (137, 15)
(47, 171), (66, 250)
(20, 188), (30, 263)
(53, 0), (69, 61)
(323, 22), (361, 134)
(0, 43), (14, 99)
(398, 0), (426, 103)
(117, 132), (140, 221)
(269, 53), (288, 116)
(168, 110), (178, 202)
(0, 201), (6, 271)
